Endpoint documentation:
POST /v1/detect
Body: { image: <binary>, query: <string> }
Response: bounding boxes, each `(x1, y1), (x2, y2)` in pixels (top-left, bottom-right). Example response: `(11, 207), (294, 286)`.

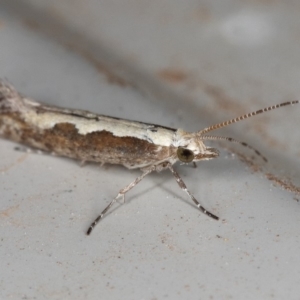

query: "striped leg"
(167, 164), (219, 220)
(87, 165), (156, 235)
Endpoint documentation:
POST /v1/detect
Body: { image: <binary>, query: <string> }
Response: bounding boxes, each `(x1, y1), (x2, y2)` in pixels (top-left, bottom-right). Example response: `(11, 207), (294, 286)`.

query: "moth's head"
(176, 146), (219, 163)
(175, 130), (219, 163)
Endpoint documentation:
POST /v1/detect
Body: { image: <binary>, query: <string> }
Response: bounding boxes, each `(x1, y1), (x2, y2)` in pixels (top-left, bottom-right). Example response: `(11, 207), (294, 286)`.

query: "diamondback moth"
(0, 80), (298, 235)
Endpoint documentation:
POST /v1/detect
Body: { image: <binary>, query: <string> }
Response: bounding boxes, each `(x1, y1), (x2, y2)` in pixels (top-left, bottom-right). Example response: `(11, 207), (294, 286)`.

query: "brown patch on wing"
(44, 123), (172, 167)
(0, 114), (173, 167)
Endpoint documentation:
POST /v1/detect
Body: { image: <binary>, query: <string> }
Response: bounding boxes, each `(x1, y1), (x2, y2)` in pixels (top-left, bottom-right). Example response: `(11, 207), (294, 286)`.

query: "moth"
(0, 80), (298, 235)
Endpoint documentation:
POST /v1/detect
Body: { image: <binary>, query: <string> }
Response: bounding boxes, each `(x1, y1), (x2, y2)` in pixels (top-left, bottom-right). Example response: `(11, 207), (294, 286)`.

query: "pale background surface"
(0, 1), (300, 299)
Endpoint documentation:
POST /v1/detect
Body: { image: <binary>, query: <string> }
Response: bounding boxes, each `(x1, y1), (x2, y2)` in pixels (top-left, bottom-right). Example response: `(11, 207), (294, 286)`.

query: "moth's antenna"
(198, 101), (299, 136)
(201, 135), (267, 162)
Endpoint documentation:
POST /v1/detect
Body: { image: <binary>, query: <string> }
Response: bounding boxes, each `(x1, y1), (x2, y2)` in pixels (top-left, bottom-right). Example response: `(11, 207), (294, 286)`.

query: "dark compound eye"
(177, 147), (194, 163)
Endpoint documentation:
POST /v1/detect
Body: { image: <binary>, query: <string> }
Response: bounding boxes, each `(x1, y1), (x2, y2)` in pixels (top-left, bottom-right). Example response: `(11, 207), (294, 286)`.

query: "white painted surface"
(0, 1), (300, 299)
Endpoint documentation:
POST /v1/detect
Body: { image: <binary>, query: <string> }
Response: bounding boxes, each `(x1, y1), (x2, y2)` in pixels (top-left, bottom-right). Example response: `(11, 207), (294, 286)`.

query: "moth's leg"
(167, 163), (219, 220)
(86, 165), (156, 235)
